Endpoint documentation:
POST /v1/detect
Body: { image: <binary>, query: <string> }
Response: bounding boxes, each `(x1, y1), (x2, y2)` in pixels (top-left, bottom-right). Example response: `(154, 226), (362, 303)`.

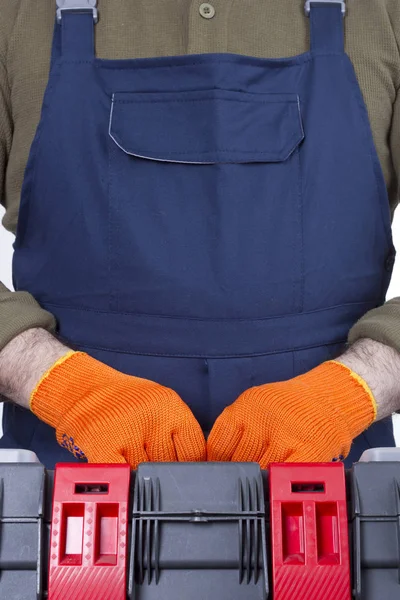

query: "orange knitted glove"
(207, 361), (376, 467)
(31, 351), (206, 467)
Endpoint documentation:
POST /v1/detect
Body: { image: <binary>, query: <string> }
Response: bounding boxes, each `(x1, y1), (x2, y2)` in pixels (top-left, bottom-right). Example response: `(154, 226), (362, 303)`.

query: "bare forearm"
(0, 328), (70, 408)
(338, 338), (400, 420)
(1, 330), (398, 421)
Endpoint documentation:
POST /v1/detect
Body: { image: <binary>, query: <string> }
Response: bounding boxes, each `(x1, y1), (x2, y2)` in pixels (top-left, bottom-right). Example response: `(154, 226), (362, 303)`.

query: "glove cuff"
(30, 351), (92, 430)
(304, 360), (377, 440)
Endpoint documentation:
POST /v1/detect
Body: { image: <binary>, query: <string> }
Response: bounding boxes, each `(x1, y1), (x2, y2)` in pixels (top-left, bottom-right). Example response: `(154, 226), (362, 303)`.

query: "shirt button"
(199, 3), (216, 19)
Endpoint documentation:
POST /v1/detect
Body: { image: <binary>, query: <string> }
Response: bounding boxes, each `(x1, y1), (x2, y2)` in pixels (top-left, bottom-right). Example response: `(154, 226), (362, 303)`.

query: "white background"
(0, 205), (399, 444)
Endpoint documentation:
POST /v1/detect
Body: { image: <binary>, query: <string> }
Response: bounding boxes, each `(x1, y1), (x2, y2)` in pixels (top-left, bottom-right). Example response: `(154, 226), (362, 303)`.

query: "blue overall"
(1, 3), (396, 469)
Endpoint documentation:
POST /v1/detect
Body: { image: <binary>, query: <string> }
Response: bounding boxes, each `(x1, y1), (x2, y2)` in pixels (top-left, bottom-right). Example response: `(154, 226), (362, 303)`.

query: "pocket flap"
(109, 89), (304, 164)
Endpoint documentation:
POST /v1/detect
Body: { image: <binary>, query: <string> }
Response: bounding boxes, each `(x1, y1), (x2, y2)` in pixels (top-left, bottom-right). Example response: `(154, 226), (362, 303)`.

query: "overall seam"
(42, 299), (377, 321)
(77, 338), (348, 359)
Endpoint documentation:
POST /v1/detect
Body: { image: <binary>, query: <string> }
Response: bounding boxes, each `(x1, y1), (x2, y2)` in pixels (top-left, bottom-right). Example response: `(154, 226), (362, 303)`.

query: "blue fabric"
(2, 6), (396, 469)
(109, 90), (304, 163)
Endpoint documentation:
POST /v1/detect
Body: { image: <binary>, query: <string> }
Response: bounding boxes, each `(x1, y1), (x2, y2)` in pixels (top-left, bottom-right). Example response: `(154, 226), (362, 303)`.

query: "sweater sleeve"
(0, 13), (56, 352)
(348, 82), (400, 351)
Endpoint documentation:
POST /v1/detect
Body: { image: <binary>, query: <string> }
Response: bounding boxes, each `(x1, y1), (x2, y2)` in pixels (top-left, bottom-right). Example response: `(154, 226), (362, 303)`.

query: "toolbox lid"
(351, 462), (400, 517)
(130, 462), (269, 599)
(0, 449), (41, 463)
(134, 461), (264, 512)
(0, 463), (45, 518)
(359, 448), (400, 462)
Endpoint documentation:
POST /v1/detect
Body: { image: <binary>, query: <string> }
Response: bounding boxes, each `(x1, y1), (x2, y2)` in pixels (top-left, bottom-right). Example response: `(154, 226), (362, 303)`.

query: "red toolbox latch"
(48, 463), (131, 600)
(270, 462), (351, 600)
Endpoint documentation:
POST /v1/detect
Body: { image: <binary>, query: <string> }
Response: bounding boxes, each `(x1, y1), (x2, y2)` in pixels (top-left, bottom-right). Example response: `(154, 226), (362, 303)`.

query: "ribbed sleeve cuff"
(348, 298), (400, 355)
(0, 290), (57, 351)
(297, 361), (376, 440)
(30, 350), (80, 428)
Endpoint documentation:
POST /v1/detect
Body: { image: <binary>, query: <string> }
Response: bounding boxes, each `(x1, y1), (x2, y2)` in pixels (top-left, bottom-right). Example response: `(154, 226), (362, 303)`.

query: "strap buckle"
(56, 0), (98, 23)
(305, 0), (346, 17)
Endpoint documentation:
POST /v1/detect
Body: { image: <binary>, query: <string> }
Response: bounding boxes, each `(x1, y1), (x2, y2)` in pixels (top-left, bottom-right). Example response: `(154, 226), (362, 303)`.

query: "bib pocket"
(108, 89), (305, 318)
(109, 89), (304, 164)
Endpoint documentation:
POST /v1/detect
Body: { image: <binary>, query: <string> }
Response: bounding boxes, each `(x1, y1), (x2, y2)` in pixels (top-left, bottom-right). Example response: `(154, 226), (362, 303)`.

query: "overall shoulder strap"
(56, 0), (98, 59)
(305, 1), (346, 54)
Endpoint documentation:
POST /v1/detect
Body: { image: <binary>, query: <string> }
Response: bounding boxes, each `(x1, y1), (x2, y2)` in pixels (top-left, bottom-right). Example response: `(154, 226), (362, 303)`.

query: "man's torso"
(1, 0), (400, 234)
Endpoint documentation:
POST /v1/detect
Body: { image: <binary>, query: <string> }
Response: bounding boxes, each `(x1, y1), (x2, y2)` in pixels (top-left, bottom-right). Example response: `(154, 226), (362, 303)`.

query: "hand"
(30, 351), (206, 467)
(207, 360), (376, 467)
